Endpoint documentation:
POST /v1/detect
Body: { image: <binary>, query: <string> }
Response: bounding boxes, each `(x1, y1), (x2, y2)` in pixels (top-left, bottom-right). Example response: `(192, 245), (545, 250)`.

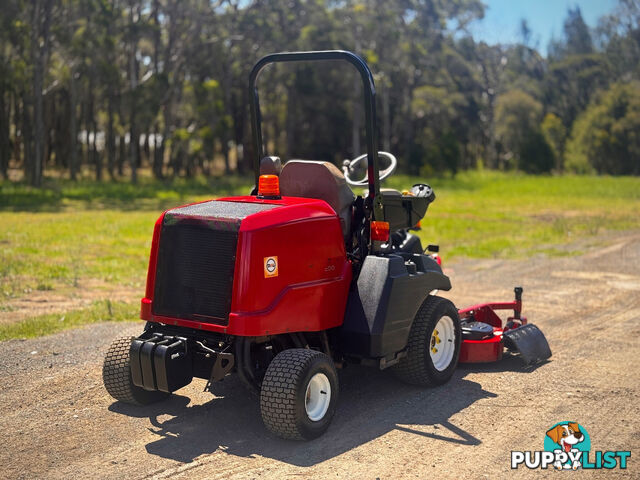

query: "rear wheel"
(260, 348), (339, 440)
(393, 296), (461, 386)
(102, 336), (169, 405)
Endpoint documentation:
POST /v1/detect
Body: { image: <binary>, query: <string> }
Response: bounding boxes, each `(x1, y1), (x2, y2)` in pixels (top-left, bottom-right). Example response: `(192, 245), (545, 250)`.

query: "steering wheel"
(342, 151), (397, 186)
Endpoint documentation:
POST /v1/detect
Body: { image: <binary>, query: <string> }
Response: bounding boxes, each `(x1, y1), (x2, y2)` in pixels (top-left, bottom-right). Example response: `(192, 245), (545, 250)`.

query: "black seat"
(279, 160), (355, 239)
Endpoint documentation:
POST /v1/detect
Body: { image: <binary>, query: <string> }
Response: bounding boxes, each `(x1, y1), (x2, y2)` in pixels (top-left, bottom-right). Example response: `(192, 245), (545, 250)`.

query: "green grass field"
(2, 171), (639, 340)
(0, 300), (138, 341)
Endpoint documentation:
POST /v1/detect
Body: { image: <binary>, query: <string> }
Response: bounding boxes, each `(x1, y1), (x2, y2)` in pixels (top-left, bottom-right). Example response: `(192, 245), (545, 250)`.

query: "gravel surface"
(1, 232), (639, 479)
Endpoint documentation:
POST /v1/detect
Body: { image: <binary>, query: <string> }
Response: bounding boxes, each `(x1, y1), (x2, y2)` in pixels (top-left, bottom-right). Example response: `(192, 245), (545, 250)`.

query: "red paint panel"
(140, 212), (166, 320)
(459, 334), (503, 363)
(229, 197), (351, 335)
(227, 261), (352, 335)
(142, 195), (352, 335)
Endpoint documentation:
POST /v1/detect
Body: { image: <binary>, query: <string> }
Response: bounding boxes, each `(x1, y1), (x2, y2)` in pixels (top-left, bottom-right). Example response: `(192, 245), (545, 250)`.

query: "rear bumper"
(130, 333), (193, 393)
(130, 328), (235, 393)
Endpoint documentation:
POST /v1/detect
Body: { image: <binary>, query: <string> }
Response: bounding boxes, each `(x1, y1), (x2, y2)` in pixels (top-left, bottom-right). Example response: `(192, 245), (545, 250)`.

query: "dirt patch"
(0, 233), (638, 479)
(531, 209), (603, 220)
(0, 279), (139, 324)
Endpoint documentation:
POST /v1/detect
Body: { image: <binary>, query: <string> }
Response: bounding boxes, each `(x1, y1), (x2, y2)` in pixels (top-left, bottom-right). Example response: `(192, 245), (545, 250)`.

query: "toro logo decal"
(511, 421), (630, 470)
(264, 256), (278, 278)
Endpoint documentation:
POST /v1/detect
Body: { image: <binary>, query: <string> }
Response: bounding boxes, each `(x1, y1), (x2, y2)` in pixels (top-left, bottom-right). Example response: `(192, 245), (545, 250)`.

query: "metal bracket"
(378, 350), (407, 370)
(210, 352), (235, 383)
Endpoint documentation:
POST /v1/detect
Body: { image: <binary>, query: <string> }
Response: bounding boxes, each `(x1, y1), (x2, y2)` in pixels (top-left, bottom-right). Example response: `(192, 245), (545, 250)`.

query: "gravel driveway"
(1, 233), (639, 479)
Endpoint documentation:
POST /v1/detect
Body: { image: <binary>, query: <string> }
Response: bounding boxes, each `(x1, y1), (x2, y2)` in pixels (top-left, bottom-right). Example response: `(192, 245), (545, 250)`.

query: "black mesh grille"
(153, 224), (237, 324)
(152, 200), (279, 325)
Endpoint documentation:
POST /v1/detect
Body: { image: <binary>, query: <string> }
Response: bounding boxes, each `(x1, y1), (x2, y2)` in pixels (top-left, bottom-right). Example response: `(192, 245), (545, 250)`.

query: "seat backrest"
(259, 156), (282, 176)
(279, 160), (355, 239)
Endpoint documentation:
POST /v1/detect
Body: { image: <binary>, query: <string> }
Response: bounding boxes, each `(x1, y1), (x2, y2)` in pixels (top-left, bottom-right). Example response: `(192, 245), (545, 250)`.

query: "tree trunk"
(285, 82), (296, 159)
(351, 73), (361, 157)
(128, 2), (139, 184)
(402, 81), (416, 174)
(88, 76), (101, 181)
(222, 59), (233, 174)
(152, 123), (164, 179)
(31, 1), (43, 186)
(117, 135), (125, 176)
(22, 92), (33, 182)
(30, 0), (53, 187)
(156, 95), (170, 176)
(69, 69), (79, 180)
(382, 79), (391, 152)
(0, 84), (9, 179)
(44, 93), (54, 168)
(142, 132), (150, 166)
(241, 88), (254, 174)
(235, 82), (250, 175)
(106, 95), (116, 179)
(80, 88), (88, 168)
(160, 108), (172, 179)
(53, 89), (70, 170)
(135, 132), (141, 168)
(129, 121), (137, 183)
(13, 93), (22, 171)
(105, 9), (117, 181)
(152, 0), (161, 74)
(91, 122), (100, 179)
(150, 1), (163, 179)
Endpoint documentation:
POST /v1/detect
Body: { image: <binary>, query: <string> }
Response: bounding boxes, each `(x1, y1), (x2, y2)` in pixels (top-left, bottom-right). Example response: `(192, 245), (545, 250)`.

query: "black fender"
(340, 254), (450, 358)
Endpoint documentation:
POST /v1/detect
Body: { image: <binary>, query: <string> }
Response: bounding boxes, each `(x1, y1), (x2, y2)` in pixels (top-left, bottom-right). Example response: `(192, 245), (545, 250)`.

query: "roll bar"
(249, 50), (380, 200)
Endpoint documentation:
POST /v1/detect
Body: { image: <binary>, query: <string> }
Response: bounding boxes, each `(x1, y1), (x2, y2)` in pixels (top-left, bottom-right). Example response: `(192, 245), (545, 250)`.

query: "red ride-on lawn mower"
(102, 50), (551, 440)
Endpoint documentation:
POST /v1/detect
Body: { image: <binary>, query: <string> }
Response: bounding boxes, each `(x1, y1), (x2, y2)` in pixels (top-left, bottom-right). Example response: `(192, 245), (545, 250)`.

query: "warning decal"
(264, 256), (278, 278)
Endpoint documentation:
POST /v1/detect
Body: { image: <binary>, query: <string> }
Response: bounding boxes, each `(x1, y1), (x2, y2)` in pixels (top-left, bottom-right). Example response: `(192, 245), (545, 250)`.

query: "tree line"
(1, 0), (639, 186)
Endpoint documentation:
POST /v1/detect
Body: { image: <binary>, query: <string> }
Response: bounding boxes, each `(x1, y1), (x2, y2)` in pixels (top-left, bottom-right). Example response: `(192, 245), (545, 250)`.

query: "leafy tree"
(597, 0), (640, 81)
(565, 81), (640, 175)
(563, 6), (594, 56)
(494, 90), (541, 166)
(1, 0), (639, 183)
(412, 85), (467, 174)
(544, 54), (610, 127)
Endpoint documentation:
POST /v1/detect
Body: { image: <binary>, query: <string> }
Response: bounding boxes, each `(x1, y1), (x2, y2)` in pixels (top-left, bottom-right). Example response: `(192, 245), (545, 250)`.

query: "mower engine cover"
(141, 195), (352, 336)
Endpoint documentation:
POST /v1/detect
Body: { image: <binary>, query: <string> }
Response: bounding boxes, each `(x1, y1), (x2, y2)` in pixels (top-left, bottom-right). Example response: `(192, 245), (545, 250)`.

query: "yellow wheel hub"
(431, 329), (442, 354)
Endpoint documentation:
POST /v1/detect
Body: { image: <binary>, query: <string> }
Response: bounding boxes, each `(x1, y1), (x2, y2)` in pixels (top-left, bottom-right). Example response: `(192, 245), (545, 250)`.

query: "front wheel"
(102, 336), (169, 405)
(392, 296), (461, 386)
(260, 348), (339, 440)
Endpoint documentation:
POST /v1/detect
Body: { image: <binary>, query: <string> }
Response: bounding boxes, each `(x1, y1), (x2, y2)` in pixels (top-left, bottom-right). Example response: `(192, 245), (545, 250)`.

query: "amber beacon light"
(257, 174), (281, 198)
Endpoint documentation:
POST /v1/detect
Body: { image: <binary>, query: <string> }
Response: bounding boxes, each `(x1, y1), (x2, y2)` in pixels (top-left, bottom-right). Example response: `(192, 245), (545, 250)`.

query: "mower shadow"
(110, 366), (496, 467)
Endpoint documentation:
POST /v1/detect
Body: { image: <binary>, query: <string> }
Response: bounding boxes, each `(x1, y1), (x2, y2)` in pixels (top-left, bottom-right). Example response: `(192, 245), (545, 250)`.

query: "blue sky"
(469, 0), (618, 54)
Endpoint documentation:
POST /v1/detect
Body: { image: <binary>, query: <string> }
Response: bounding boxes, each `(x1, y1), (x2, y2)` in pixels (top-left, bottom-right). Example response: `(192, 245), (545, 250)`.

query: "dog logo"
(511, 421), (630, 470)
(545, 422), (588, 469)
